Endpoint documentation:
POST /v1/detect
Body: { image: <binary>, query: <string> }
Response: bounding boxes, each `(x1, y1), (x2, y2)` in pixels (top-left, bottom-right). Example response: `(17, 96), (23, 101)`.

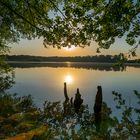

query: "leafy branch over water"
(0, 57), (14, 92)
(0, 89), (140, 139)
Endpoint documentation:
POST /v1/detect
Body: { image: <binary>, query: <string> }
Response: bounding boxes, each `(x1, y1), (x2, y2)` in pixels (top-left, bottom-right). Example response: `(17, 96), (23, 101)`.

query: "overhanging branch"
(0, 1), (42, 32)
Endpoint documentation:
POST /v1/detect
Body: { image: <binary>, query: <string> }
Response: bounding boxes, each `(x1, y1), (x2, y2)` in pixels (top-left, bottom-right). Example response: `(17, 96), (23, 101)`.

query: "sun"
(64, 45), (76, 51)
(64, 75), (73, 84)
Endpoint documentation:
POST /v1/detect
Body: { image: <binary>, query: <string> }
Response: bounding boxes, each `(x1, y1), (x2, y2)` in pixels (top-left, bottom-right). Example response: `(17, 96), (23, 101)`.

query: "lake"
(9, 62), (140, 116)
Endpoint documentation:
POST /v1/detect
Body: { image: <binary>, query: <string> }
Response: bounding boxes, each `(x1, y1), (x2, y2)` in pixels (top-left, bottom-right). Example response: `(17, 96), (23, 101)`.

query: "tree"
(0, 0), (62, 49)
(0, 0), (139, 52)
(0, 0), (62, 91)
(45, 0), (140, 52)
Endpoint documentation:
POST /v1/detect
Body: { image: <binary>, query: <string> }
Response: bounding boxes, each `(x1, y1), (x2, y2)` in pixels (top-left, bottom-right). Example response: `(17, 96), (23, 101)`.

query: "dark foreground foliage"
(0, 90), (140, 140)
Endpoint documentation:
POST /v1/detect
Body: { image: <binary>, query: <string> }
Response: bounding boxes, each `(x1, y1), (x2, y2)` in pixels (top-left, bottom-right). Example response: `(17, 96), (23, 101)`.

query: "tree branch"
(0, 1), (42, 32)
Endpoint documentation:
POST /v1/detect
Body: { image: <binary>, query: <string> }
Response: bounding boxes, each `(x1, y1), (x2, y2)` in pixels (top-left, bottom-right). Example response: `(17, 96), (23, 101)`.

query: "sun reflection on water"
(64, 75), (73, 84)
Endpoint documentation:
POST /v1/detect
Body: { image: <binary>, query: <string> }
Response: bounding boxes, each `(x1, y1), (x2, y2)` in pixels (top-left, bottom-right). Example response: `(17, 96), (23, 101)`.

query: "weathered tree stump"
(94, 86), (103, 132)
(74, 88), (83, 113)
(94, 86), (102, 114)
(64, 82), (69, 101)
(63, 82), (70, 115)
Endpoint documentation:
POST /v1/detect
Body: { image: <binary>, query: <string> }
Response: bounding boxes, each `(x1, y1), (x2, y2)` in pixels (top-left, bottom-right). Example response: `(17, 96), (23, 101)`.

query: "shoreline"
(7, 61), (140, 66)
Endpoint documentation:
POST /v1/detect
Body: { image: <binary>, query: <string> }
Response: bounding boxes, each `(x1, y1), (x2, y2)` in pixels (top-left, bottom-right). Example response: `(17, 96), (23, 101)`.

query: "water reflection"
(64, 75), (73, 84)
(9, 65), (140, 113)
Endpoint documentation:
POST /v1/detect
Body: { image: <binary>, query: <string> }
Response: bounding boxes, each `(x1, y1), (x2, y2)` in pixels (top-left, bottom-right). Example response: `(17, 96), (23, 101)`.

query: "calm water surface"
(9, 63), (140, 115)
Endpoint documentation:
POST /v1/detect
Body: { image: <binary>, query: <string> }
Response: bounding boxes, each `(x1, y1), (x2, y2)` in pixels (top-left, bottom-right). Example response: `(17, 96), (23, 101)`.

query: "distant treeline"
(4, 55), (140, 63)
(8, 62), (140, 71)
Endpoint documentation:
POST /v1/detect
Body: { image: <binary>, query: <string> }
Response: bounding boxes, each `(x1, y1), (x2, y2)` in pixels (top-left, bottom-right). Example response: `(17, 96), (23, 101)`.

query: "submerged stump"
(64, 82), (69, 101)
(94, 86), (103, 132)
(63, 82), (70, 115)
(74, 88), (83, 113)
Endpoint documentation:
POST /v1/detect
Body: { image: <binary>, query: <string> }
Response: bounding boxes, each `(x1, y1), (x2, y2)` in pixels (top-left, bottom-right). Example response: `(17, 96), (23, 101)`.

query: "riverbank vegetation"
(0, 89), (140, 139)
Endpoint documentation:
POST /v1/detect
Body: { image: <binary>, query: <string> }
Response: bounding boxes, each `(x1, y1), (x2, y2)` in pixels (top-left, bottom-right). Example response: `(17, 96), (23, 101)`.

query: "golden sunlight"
(63, 45), (76, 51)
(64, 75), (73, 84)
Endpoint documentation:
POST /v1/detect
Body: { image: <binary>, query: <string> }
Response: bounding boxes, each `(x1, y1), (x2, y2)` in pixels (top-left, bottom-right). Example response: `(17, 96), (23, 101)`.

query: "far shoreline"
(7, 61), (140, 66)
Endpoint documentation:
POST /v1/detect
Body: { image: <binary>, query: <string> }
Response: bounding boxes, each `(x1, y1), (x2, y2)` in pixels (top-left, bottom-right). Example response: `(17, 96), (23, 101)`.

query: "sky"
(9, 37), (140, 58)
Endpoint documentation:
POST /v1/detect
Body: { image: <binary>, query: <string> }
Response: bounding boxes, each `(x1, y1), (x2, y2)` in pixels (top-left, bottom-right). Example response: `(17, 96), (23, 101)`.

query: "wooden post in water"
(94, 86), (102, 132)
(64, 82), (69, 101)
(63, 82), (70, 115)
(94, 86), (102, 113)
(74, 88), (83, 113)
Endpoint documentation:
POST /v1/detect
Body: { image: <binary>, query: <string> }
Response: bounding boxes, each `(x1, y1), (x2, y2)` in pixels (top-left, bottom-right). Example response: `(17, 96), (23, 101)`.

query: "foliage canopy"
(0, 0), (139, 51)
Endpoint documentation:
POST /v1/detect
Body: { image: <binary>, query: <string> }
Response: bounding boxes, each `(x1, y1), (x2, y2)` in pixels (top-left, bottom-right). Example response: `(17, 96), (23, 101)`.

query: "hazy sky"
(10, 37), (140, 57)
